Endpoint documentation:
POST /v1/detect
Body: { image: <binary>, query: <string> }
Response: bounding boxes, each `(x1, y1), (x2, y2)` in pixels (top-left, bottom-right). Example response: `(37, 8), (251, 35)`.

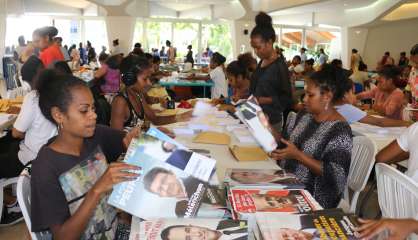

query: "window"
(132, 21), (144, 49)
(173, 22), (198, 60)
(5, 16), (52, 49)
(84, 19), (109, 53)
(145, 21), (172, 53)
(201, 23), (233, 61)
(281, 28), (303, 61)
(54, 19), (81, 48)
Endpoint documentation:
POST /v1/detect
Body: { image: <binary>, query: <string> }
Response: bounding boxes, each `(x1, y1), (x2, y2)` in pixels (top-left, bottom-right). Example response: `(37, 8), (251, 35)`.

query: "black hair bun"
(212, 52), (226, 65)
(255, 12), (272, 28)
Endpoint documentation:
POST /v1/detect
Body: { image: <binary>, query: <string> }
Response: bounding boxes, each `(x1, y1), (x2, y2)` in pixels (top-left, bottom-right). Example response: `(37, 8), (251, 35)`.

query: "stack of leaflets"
(130, 217), (248, 240)
(228, 189), (321, 220)
(234, 95), (277, 152)
(108, 127), (229, 219)
(224, 168), (305, 190)
(255, 209), (360, 240)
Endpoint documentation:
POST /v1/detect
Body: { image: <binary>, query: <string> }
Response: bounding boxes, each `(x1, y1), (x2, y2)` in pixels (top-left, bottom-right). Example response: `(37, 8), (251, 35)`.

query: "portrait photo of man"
(229, 170), (298, 185)
(251, 193), (297, 211)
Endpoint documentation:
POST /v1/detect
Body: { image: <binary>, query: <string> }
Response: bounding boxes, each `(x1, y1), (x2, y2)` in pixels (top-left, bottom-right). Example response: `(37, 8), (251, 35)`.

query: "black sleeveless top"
(116, 89), (145, 130)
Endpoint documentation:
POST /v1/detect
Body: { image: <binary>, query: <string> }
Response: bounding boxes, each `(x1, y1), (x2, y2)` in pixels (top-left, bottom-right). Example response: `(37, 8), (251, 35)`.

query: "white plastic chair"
(339, 135), (376, 213)
(0, 177), (19, 226)
(17, 168), (51, 240)
(376, 163), (418, 239)
(376, 163), (418, 218)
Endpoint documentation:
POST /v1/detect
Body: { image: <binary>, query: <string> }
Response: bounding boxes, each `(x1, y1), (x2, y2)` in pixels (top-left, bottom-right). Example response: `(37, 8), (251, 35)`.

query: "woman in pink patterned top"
(94, 55), (122, 93)
(357, 65), (405, 120)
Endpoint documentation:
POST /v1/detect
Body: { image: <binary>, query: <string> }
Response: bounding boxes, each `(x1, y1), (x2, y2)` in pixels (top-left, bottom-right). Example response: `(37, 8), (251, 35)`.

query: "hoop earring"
(58, 122), (64, 131)
(325, 102), (329, 111)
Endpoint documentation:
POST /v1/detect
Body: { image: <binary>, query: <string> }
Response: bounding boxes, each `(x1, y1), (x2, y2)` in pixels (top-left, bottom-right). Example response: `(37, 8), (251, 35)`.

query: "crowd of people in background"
(1, 10), (418, 238)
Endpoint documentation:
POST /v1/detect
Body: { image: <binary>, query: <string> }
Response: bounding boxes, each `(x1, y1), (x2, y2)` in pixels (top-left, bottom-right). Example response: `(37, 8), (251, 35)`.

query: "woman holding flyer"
(31, 69), (140, 239)
(270, 64), (352, 209)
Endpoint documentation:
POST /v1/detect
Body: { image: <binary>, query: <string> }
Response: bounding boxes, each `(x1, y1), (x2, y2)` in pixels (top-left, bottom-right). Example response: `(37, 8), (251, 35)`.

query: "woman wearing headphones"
(110, 56), (191, 131)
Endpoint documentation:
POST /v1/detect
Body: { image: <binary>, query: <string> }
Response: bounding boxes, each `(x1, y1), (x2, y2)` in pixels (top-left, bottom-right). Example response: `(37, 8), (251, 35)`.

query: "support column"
(0, 0), (7, 76)
(105, 16), (136, 55)
(197, 22), (202, 63)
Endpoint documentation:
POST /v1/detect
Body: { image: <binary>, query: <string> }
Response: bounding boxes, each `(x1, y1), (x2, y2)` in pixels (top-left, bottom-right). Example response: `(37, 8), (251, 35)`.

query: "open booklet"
(224, 168), (305, 189)
(234, 95), (278, 152)
(255, 209), (360, 240)
(130, 217), (248, 240)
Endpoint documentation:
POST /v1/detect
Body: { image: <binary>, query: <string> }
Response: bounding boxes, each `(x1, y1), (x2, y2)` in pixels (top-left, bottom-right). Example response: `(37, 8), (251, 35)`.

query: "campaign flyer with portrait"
(229, 189), (321, 219)
(108, 150), (209, 219)
(234, 95), (277, 152)
(255, 210), (360, 240)
(224, 168), (304, 189)
(129, 217), (248, 240)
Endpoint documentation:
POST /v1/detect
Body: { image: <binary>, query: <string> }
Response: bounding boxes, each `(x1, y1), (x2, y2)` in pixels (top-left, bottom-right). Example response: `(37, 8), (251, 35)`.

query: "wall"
(341, 27), (368, 68)
(363, 18), (418, 70)
(230, 20), (254, 58)
(105, 16), (136, 55)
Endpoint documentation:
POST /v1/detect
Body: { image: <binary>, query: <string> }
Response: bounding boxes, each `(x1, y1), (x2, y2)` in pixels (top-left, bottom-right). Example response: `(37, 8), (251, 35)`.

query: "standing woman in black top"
(250, 12), (293, 132)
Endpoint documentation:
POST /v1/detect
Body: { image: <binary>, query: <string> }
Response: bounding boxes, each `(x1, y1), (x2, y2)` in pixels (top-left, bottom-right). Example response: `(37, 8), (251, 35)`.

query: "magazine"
(229, 189), (321, 219)
(126, 132), (216, 182)
(108, 150), (208, 219)
(59, 147), (117, 240)
(130, 217), (248, 240)
(224, 168), (304, 189)
(234, 95), (277, 152)
(255, 210), (360, 240)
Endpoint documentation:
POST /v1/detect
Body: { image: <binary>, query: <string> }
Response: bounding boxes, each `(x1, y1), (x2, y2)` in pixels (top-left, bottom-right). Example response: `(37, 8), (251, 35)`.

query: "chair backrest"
(343, 135), (376, 213)
(376, 163), (418, 219)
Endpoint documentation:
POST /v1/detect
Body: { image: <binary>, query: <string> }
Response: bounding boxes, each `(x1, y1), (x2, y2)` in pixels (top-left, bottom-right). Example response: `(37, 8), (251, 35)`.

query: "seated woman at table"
(111, 56), (191, 130)
(270, 64), (352, 209)
(225, 58), (251, 102)
(356, 65), (405, 119)
(32, 26), (64, 67)
(30, 69), (139, 239)
(375, 121), (418, 182)
(94, 54), (122, 94)
(335, 79), (411, 127)
(188, 52), (228, 99)
(0, 57), (56, 221)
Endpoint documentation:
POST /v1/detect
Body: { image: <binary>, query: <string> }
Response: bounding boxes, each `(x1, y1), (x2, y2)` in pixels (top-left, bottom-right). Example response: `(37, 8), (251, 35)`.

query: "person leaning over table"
(110, 55), (191, 131)
(249, 12), (293, 132)
(94, 54), (122, 94)
(356, 65), (405, 120)
(334, 78), (411, 127)
(30, 69), (140, 240)
(186, 52), (228, 100)
(32, 26), (64, 68)
(269, 64), (352, 209)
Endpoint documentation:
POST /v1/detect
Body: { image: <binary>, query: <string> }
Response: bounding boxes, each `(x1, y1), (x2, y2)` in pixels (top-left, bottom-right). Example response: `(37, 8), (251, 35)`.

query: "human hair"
(211, 52), (226, 66)
(301, 47), (306, 52)
(250, 12), (276, 42)
(134, 42), (141, 48)
(166, 40), (171, 47)
(187, 45), (192, 50)
(54, 37), (62, 43)
(132, 47), (144, 56)
(308, 64), (350, 103)
(175, 201), (188, 217)
(105, 55), (121, 69)
(145, 53), (153, 61)
(305, 58), (314, 66)
(160, 225), (188, 240)
(143, 167), (172, 193)
(53, 61), (72, 74)
(36, 69), (87, 124)
(378, 65), (402, 87)
(226, 59), (249, 79)
(410, 44), (418, 55)
(384, 51), (390, 56)
(18, 35), (25, 46)
(358, 62), (368, 71)
(238, 52), (256, 70)
(293, 55), (301, 62)
(113, 39), (119, 45)
(99, 53), (109, 62)
(320, 48), (324, 53)
(121, 56), (152, 86)
(153, 55), (161, 64)
(400, 51), (406, 56)
(330, 59), (342, 68)
(21, 56), (44, 86)
(352, 49), (358, 54)
(33, 26), (59, 42)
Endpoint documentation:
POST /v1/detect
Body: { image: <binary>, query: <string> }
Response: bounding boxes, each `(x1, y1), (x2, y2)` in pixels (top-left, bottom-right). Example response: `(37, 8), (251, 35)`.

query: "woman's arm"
(360, 115), (411, 127)
(94, 65), (107, 79)
(376, 140), (409, 164)
(356, 89), (375, 100)
(256, 96), (273, 105)
(50, 161), (140, 240)
(110, 96), (128, 131)
(11, 128), (25, 139)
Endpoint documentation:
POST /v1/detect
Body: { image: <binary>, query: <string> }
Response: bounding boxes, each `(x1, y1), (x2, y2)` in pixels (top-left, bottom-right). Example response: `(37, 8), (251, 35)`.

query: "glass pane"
(84, 19), (109, 54)
(281, 28), (303, 61)
(54, 19), (82, 48)
(132, 21), (144, 49)
(201, 23), (233, 62)
(305, 30), (340, 62)
(5, 16), (52, 50)
(145, 21), (172, 53)
(173, 22), (199, 61)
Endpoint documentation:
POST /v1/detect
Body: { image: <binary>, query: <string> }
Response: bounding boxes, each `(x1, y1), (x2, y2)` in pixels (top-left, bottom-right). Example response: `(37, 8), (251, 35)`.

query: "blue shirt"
(335, 104), (367, 124)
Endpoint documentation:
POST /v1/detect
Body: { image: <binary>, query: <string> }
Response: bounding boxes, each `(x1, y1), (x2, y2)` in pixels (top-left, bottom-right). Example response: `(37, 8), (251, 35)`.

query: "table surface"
(161, 111), (279, 182)
(350, 122), (405, 151)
